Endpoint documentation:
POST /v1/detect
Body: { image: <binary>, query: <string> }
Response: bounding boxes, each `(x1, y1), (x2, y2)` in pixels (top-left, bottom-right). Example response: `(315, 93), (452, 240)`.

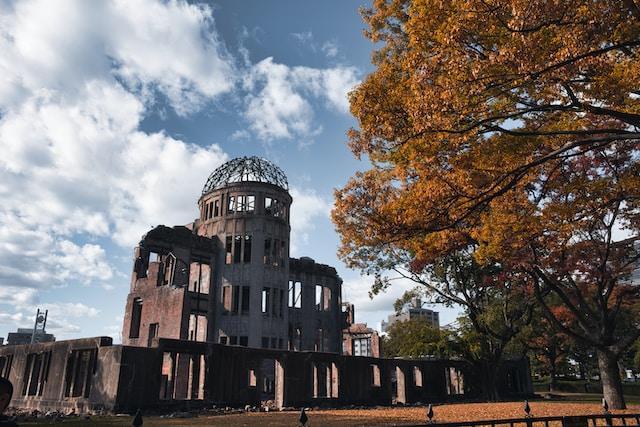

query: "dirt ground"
(17, 401), (640, 426)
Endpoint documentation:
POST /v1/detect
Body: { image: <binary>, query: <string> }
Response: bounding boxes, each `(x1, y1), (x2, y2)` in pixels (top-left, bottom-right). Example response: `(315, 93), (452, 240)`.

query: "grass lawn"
(16, 399), (640, 426)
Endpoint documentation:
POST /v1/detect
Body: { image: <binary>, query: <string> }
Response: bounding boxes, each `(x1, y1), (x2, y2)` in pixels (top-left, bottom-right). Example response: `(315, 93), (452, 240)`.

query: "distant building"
(6, 328), (55, 346)
(341, 303), (381, 357)
(381, 297), (439, 332)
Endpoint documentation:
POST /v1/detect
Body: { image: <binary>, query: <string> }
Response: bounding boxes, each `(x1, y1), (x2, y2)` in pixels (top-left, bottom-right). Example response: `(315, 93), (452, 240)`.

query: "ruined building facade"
(0, 157), (533, 413)
(122, 157), (344, 354)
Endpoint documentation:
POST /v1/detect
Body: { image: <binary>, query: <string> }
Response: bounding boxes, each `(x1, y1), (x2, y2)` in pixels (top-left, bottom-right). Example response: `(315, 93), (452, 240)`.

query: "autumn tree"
(333, 0), (640, 408)
(379, 248), (532, 400)
(520, 314), (571, 392)
(382, 318), (444, 358)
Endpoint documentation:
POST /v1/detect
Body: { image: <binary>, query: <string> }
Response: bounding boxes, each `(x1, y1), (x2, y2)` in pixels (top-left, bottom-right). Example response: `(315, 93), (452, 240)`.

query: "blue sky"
(0, 0), (459, 342)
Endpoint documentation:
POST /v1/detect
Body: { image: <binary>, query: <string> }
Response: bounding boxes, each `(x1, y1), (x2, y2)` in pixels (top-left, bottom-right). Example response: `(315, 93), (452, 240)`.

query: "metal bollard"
(132, 408), (143, 426)
(426, 403), (435, 424)
(299, 407), (309, 426)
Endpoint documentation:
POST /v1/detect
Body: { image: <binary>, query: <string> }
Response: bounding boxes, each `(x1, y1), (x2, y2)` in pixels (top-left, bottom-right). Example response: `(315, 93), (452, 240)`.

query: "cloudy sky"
(0, 0), (459, 343)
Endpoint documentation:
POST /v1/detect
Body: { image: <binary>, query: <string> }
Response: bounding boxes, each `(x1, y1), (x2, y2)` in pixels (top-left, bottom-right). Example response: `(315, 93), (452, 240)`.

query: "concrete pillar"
(275, 358), (285, 409)
(174, 353), (191, 399)
(312, 362), (318, 398)
(395, 366), (406, 404)
(331, 362), (339, 398)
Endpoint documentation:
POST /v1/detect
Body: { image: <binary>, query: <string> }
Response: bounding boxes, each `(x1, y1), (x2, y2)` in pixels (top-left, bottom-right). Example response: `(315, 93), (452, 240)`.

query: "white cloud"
(291, 31), (314, 46)
(242, 57), (359, 142)
(0, 287), (38, 307)
(0, 0), (235, 116)
(38, 303), (100, 318)
(289, 187), (332, 255)
(321, 41), (339, 58)
(0, 0), (231, 316)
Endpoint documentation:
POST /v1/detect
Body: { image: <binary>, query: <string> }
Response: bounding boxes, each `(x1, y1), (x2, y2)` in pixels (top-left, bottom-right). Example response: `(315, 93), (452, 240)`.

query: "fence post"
(602, 398), (612, 427)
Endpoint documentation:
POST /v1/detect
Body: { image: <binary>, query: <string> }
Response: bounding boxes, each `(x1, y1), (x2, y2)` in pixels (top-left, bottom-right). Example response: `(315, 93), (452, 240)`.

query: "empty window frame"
(229, 336), (238, 346)
(246, 195), (255, 213)
(353, 337), (371, 357)
(237, 195), (246, 212)
(264, 197), (275, 215)
(315, 285), (322, 311)
(148, 323), (159, 347)
(21, 352), (51, 396)
(248, 369), (257, 387)
(225, 236), (233, 265)
(222, 286), (232, 314)
(129, 298), (143, 338)
(323, 286), (332, 311)
(188, 314), (207, 342)
(233, 235), (242, 263)
(219, 336), (228, 345)
(265, 197), (284, 218)
(239, 336), (248, 347)
(241, 286), (250, 314)
(262, 337), (269, 348)
(413, 366), (423, 387)
(0, 355), (12, 379)
(288, 280), (302, 308)
(232, 286), (240, 314)
(371, 364), (381, 387)
(243, 235), (252, 263)
(227, 195), (236, 214)
(188, 262), (210, 294)
(261, 288), (271, 314)
(213, 199), (220, 217)
(289, 327), (302, 351)
(263, 238), (272, 265)
(272, 239), (280, 266)
(64, 349), (97, 398)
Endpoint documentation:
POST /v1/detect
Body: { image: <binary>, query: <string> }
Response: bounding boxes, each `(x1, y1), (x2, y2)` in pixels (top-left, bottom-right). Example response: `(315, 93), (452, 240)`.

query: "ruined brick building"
(0, 157), (533, 413)
(122, 157), (345, 353)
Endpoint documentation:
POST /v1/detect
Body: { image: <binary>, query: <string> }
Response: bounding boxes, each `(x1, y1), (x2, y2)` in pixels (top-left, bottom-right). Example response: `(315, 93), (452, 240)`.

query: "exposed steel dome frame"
(202, 156), (289, 195)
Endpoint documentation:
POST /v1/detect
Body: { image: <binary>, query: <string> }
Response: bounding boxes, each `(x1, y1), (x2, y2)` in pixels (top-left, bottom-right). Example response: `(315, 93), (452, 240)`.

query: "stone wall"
(0, 336), (533, 413)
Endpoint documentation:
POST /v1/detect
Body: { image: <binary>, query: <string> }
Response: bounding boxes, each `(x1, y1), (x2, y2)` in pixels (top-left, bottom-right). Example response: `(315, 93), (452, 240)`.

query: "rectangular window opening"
(225, 236), (233, 265)
(243, 235), (252, 263)
(233, 235), (242, 263)
(263, 238), (272, 265)
(227, 195), (236, 214)
(241, 286), (250, 314)
(129, 298), (143, 338)
(246, 195), (255, 213)
(261, 288), (270, 314)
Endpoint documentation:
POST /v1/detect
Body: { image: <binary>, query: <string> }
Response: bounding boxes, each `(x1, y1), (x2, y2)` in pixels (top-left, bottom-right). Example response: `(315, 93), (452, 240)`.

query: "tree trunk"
(597, 349), (626, 409)
(478, 360), (500, 401)
(549, 358), (558, 393)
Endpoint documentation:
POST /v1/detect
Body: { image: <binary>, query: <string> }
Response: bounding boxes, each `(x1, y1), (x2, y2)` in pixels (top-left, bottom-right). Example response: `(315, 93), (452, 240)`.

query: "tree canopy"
(333, 0), (640, 409)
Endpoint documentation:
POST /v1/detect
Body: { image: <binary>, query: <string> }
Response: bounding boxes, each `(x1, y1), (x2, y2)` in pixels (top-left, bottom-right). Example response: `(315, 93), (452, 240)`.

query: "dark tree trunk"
(477, 360), (500, 401)
(549, 358), (558, 392)
(597, 349), (626, 409)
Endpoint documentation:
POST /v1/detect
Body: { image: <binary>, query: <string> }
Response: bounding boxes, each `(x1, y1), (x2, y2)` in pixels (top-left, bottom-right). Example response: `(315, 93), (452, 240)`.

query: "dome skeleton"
(202, 156), (289, 195)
